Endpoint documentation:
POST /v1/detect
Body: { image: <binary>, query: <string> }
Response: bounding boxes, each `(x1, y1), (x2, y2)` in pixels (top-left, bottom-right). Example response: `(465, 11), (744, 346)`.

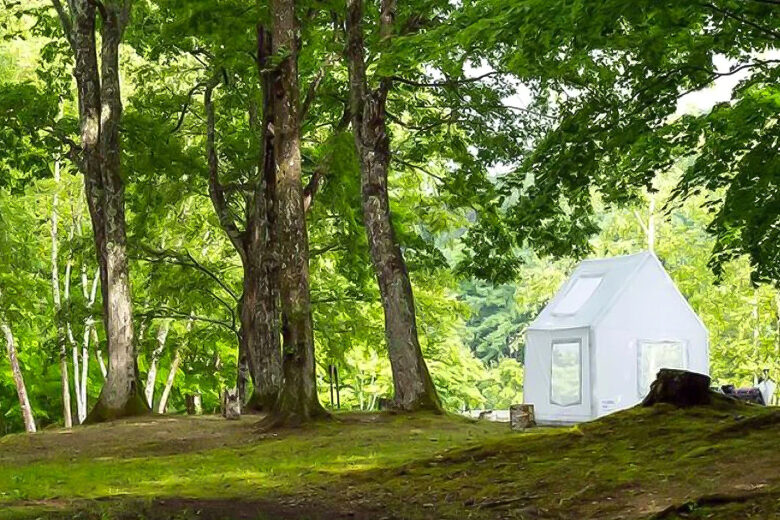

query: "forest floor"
(0, 399), (779, 520)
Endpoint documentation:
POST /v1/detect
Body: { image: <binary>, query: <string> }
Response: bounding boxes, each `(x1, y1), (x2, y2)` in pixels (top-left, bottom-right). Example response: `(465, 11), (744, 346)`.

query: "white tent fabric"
(524, 251), (709, 424)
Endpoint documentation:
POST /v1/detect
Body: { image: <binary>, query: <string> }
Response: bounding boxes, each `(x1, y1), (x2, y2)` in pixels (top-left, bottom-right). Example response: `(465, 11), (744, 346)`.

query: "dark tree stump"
(642, 369), (712, 407)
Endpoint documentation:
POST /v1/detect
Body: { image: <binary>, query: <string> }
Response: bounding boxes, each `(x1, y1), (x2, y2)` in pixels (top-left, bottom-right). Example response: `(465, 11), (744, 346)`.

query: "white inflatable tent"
(523, 251), (708, 424)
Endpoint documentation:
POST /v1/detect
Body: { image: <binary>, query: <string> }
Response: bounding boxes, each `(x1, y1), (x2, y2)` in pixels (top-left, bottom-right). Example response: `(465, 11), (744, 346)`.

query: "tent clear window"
(638, 341), (686, 397)
(551, 341), (581, 406)
(552, 276), (603, 315)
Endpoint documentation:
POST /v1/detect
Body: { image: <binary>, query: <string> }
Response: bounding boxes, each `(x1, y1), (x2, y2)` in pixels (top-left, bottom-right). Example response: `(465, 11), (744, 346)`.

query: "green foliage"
(446, 0), (780, 286)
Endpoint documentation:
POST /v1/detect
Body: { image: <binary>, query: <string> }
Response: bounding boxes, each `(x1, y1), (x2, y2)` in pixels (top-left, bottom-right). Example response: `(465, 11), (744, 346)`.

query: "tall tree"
(51, 0), (148, 420)
(50, 159), (73, 428)
(128, 1), (285, 411)
(270, 0), (327, 423)
(345, 0), (441, 411)
(1, 322), (36, 433)
(202, 25), (283, 410)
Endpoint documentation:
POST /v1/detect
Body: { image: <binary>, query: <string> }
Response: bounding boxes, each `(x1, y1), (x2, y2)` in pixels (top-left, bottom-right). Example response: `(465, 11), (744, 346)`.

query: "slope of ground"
(0, 401), (778, 519)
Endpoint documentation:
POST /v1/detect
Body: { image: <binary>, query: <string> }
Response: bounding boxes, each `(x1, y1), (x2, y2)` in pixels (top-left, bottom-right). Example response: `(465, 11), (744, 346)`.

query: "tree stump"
(510, 404), (535, 430)
(221, 388), (241, 420)
(641, 369), (711, 407)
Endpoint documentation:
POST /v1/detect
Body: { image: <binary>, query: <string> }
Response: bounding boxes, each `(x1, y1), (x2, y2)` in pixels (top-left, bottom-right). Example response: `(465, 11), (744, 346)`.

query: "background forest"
(0, 0), (778, 435)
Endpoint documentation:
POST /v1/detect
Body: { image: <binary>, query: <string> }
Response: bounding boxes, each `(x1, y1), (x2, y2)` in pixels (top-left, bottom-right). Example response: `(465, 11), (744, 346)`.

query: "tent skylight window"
(552, 275), (603, 315)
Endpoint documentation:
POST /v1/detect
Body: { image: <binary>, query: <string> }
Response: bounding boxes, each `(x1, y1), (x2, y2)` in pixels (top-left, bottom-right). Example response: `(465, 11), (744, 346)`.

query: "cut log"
(510, 404), (535, 430)
(642, 369), (711, 407)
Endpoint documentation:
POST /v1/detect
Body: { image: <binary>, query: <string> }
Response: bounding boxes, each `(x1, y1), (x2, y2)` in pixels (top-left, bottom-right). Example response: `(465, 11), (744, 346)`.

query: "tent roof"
(528, 251), (658, 331)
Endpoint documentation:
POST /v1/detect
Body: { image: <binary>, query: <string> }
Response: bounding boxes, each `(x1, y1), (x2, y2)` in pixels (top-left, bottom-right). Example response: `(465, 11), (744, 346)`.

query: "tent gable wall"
(593, 258), (709, 416)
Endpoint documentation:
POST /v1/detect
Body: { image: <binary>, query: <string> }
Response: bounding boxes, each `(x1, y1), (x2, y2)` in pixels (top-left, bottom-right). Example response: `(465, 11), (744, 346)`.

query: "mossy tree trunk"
(345, 0), (441, 412)
(53, 0), (149, 422)
(269, 0), (327, 424)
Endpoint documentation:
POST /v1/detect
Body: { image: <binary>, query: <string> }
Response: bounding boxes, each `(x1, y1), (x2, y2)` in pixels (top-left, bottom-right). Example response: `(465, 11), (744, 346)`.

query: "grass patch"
(0, 404), (778, 519)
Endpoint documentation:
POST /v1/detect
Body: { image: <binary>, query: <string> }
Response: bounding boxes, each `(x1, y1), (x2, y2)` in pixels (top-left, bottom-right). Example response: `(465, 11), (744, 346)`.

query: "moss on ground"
(0, 403), (778, 519)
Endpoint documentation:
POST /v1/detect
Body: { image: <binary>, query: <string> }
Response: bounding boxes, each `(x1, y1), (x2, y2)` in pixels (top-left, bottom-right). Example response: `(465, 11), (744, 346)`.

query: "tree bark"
(185, 394), (202, 415)
(2, 323), (36, 433)
(67, 322), (86, 423)
(269, 0), (327, 423)
(87, 1), (146, 421)
(204, 57), (282, 412)
(55, 0), (147, 422)
(94, 326), (107, 380)
(241, 25), (283, 412)
(64, 254), (88, 423)
(345, 0), (441, 411)
(79, 265), (100, 413)
(157, 348), (181, 414)
(144, 321), (169, 408)
(50, 158), (73, 428)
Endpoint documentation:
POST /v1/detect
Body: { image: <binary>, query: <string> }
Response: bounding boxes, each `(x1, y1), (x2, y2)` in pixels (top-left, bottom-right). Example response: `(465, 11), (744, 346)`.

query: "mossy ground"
(0, 401), (778, 519)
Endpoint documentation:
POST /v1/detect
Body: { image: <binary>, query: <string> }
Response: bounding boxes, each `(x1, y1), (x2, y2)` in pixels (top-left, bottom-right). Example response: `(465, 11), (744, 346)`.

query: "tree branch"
(300, 56), (334, 124)
(50, 0), (74, 47)
(134, 246), (240, 303)
(199, 287), (236, 331)
(86, 0), (108, 22)
(703, 2), (780, 40)
(171, 82), (205, 134)
(138, 307), (236, 333)
(676, 60), (780, 100)
(389, 71), (503, 88)
(205, 80), (247, 260)
(393, 157), (445, 182)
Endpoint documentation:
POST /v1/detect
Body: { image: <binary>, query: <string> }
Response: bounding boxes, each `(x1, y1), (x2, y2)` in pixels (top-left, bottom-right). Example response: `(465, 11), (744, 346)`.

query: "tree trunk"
(240, 262), (282, 410)
(157, 348), (181, 414)
(86, 3), (146, 422)
(79, 322), (90, 418)
(345, 0), (441, 411)
(50, 158), (73, 428)
(241, 25), (283, 412)
(93, 326), (107, 379)
(60, 0), (146, 422)
(237, 334), (250, 405)
(79, 265), (99, 415)
(641, 368), (712, 407)
(203, 31), (283, 412)
(64, 255), (88, 423)
(185, 394), (202, 415)
(67, 322), (86, 423)
(2, 323), (36, 433)
(269, 0), (326, 423)
(144, 321), (169, 408)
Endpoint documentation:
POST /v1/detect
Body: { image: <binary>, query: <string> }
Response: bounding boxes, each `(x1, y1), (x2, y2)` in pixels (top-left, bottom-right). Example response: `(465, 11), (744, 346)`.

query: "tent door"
(548, 330), (591, 418)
